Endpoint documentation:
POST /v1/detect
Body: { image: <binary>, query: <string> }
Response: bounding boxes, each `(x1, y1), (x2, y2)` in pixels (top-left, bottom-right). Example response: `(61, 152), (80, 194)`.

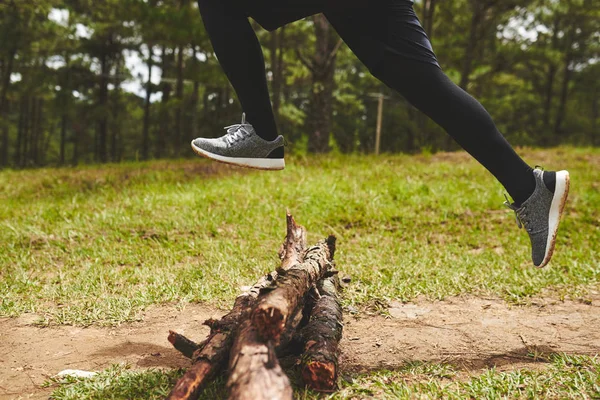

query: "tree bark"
(304, 15), (340, 153)
(542, 64), (556, 132)
(111, 55), (121, 162)
(142, 45), (154, 160)
(98, 50), (110, 163)
(554, 49), (573, 137)
(14, 96), (25, 167)
(298, 274), (343, 392)
(0, 47), (16, 167)
(190, 46), (200, 142)
(421, 0), (437, 41)
(167, 214), (307, 400)
(175, 44), (184, 154)
(168, 331), (200, 359)
(270, 28), (285, 119)
(251, 236), (336, 342)
(22, 97), (31, 167)
(157, 46), (172, 158)
(60, 56), (71, 165)
(591, 86), (598, 146)
(459, 2), (483, 90)
(225, 215), (316, 400)
(226, 320), (293, 400)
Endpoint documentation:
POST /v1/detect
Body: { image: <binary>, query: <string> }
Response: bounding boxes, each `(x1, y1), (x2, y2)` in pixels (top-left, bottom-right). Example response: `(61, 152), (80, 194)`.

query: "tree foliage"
(0, 0), (597, 167)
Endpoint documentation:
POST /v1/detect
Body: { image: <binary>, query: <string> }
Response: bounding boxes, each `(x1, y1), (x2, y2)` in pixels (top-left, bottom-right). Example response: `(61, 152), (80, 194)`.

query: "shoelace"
(224, 123), (253, 145)
(504, 194), (531, 232)
(223, 113), (253, 145)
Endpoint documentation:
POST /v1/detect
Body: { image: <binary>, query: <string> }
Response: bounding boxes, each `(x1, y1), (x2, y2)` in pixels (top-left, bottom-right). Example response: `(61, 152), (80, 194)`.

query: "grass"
(1, 147), (599, 325)
(45, 354), (600, 399)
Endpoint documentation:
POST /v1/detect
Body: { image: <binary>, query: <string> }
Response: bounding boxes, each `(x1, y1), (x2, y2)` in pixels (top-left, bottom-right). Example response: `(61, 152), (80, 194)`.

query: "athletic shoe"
(504, 168), (570, 268)
(191, 113), (285, 170)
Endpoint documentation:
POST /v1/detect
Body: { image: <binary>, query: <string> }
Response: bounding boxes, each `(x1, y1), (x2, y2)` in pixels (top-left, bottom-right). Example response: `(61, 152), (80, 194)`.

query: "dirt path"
(2, 295), (599, 399)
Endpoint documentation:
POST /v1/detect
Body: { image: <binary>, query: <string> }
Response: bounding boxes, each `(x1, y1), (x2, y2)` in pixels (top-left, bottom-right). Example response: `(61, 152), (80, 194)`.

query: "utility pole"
(368, 93), (389, 155)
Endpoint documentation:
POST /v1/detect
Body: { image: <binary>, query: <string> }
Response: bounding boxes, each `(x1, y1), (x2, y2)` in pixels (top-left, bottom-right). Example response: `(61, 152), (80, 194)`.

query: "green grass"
(46, 354), (600, 399)
(1, 147), (599, 325)
(3, 147), (599, 399)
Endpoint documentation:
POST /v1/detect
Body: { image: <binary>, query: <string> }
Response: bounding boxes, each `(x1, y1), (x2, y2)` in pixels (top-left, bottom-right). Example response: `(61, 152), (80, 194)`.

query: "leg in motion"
(325, 1), (569, 267)
(192, 0), (285, 169)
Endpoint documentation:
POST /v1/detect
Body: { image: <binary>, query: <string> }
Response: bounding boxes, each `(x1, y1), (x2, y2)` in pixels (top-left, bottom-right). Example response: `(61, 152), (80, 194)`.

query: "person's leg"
(196, 0), (277, 141)
(196, 0), (324, 141)
(325, 1), (536, 206)
(326, 1), (570, 268)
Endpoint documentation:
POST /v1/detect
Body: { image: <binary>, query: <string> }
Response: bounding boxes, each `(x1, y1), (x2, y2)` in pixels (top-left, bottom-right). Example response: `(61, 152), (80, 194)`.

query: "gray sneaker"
(505, 168), (570, 268)
(191, 113), (285, 170)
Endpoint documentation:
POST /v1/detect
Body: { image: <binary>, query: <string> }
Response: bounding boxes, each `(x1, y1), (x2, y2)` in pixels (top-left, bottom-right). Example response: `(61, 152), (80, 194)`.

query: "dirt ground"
(2, 295), (599, 400)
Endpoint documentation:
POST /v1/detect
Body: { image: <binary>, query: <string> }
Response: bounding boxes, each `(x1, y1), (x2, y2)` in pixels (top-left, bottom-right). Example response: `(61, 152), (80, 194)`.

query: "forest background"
(0, 0), (598, 168)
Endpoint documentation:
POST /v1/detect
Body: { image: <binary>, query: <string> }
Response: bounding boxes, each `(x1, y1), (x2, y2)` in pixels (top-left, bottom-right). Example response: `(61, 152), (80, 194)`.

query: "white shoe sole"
(191, 141), (285, 171)
(538, 170), (570, 268)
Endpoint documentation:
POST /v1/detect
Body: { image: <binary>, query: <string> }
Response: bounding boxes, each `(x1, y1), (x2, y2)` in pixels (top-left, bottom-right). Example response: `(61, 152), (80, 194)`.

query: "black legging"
(196, 0), (536, 205)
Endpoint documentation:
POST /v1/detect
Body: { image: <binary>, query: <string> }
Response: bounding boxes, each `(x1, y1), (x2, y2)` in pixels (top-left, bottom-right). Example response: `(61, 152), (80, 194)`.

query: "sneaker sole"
(191, 141), (285, 171)
(538, 170), (570, 268)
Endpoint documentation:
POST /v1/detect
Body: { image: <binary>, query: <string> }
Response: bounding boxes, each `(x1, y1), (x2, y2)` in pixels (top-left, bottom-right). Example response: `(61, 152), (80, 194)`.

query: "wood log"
(251, 236), (336, 342)
(226, 320), (293, 400)
(168, 331), (200, 359)
(299, 274), (343, 392)
(224, 215), (312, 399)
(167, 214), (306, 400)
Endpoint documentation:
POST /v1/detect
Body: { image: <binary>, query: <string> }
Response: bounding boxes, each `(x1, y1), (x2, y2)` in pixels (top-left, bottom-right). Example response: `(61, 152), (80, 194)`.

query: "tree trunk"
(22, 97), (31, 167)
(554, 50), (573, 137)
(98, 51), (109, 163)
(251, 236), (336, 342)
(306, 15), (339, 153)
(29, 97), (38, 165)
(157, 46), (172, 158)
(190, 46), (200, 142)
(421, 0), (437, 41)
(542, 64), (556, 132)
(1, 115), (7, 167)
(111, 55), (121, 162)
(142, 45), (154, 160)
(175, 44), (184, 154)
(0, 47), (16, 167)
(33, 97), (43, 165)
(72, 119), (81, 166)
(270, 28), (285, 119)
(60, 60), (71, 165)
(459, 2), (483, 90)
(15, 96), (25, 167)
(591, 86), (598, 146)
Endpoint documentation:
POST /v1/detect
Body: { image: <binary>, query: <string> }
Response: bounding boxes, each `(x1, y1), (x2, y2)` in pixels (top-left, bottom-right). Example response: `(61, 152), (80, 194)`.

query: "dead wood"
(166, 213), (307, 400)
(226, 320), (293, 400)
(251, 236), (336, 342)
(168, 331), (200, 359)
(298, 274), (343, 392)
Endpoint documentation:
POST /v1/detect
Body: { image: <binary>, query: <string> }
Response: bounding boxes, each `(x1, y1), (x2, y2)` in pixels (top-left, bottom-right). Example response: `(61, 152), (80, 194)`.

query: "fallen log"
(224, 215), (314, 399)
(251, 236), (336, 342)
(166, 214), (307, 400)
(299, 274), (343, 392)
(226, 320), (293, 400)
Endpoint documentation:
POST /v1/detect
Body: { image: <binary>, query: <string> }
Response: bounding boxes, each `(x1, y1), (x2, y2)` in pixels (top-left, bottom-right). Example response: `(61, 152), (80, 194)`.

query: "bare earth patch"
(2, 295), (599, 399)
